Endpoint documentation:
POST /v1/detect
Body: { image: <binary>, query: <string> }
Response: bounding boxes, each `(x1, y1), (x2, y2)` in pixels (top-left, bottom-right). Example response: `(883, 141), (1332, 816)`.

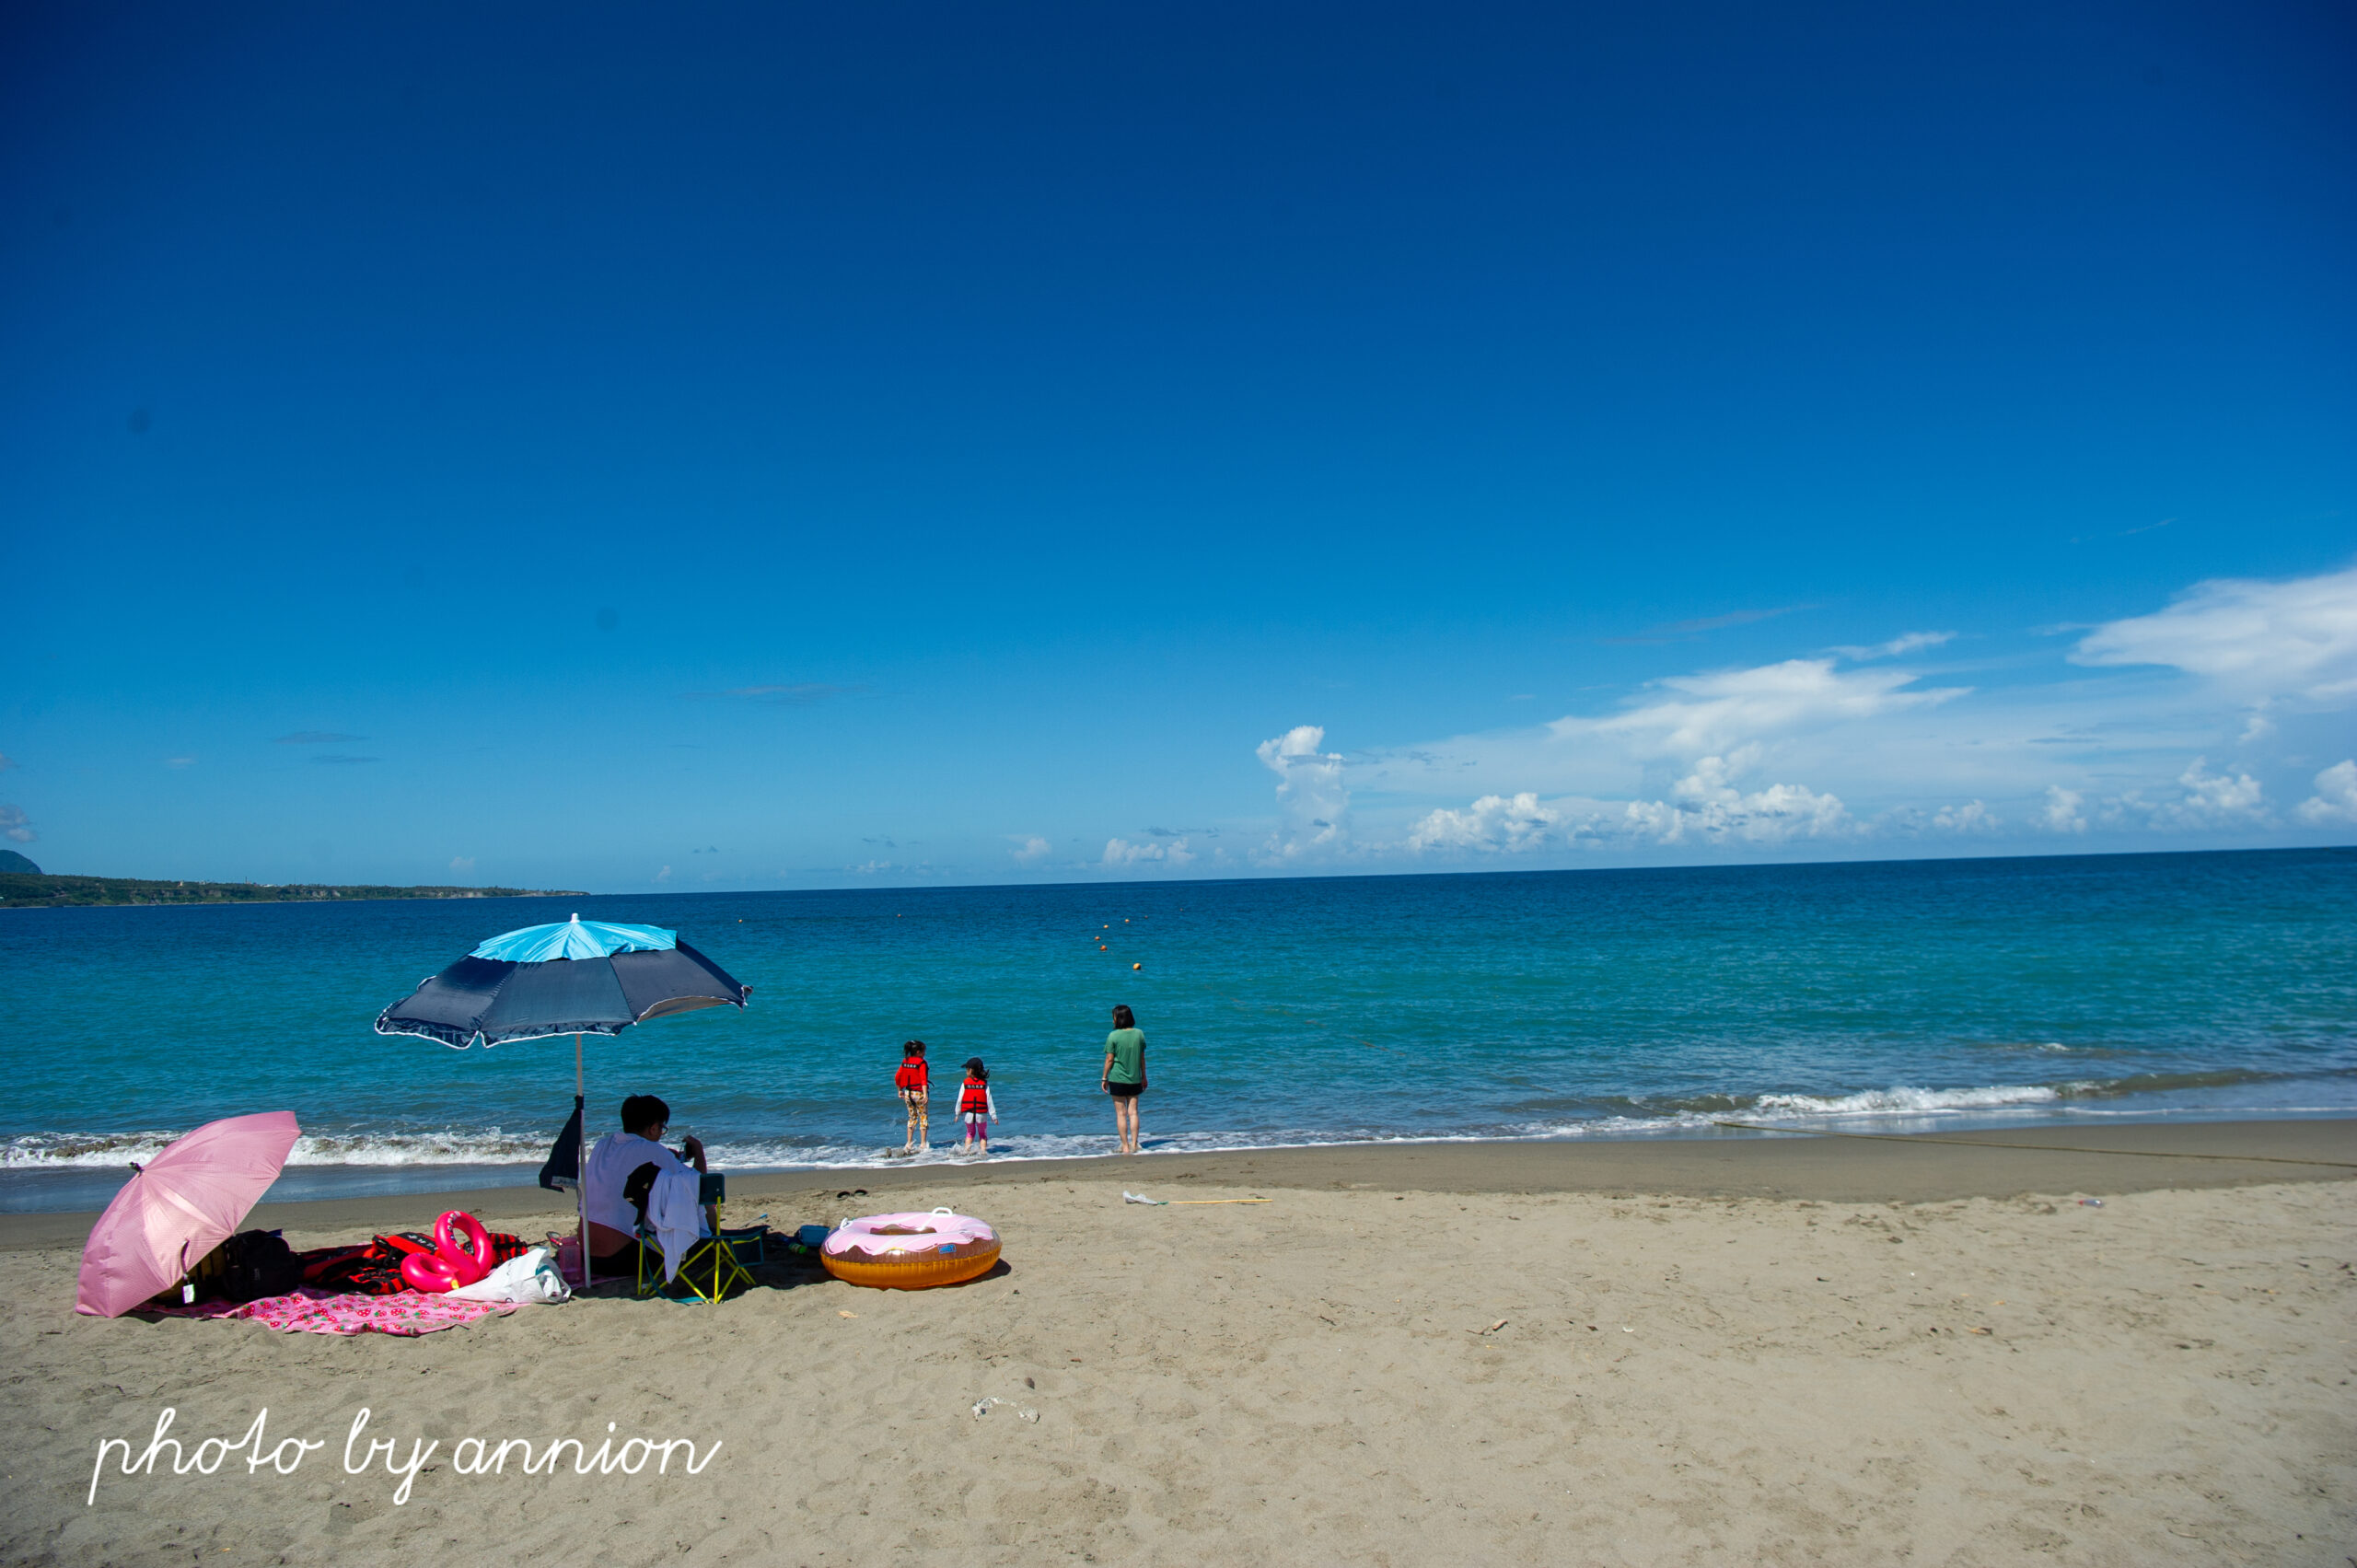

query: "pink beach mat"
(156, 1286), (516, 1337)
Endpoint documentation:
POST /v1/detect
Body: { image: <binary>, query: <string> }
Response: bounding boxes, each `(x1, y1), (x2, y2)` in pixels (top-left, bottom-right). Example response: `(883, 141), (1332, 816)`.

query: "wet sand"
(3, 1121), (2351, 1565)
(5, 1118), (2346, 1252)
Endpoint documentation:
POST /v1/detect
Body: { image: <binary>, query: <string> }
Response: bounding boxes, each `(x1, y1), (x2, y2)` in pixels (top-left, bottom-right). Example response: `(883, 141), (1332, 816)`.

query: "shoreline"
(8, 1106), (2350, 1211)
(5, 1118), (2347, 1250)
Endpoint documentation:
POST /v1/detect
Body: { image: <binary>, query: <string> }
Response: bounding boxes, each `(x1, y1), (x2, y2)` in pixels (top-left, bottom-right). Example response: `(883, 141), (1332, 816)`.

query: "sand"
(2, 1122), (2351, 1566)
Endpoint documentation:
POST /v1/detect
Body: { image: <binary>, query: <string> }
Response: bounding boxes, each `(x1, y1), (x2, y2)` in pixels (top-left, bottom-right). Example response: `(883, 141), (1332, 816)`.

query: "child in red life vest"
(893, 1040), (930, 1155)
(956, 1057), (998, 1156)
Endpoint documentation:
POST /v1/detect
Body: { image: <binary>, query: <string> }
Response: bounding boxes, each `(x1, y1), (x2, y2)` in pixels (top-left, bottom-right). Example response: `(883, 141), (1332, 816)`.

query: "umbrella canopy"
(373, 913), (750, 1049)
(75, 1111), (301, 1318)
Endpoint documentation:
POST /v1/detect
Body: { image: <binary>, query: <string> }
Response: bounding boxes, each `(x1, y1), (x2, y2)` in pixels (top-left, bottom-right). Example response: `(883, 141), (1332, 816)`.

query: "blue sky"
(4, 1), (2351, 889)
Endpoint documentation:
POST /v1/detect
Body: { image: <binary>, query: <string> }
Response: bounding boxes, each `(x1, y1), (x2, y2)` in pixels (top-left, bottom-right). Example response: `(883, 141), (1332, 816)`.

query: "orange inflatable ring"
(820, 1208), (1000, 1290)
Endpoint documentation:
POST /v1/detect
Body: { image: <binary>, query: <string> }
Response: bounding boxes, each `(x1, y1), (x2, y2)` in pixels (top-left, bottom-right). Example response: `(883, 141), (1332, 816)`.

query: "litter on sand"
(971, 1399), (1043, 1423)
(1471, 1318), (1508, 1335)
(1124, 1191), (1272, 1206)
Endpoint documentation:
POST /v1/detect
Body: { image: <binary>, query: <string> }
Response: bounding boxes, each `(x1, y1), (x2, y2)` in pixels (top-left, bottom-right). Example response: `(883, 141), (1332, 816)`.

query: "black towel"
(539, 1097), (585, 1191)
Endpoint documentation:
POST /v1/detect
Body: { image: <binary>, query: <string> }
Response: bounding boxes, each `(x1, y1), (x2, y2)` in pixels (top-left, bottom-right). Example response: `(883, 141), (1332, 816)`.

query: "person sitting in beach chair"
(622, 1161), (753, 1304)
(583, 1094), (709, 1280)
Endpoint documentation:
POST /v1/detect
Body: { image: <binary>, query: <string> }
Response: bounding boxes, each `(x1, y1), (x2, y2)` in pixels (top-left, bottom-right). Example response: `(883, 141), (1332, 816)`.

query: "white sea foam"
(1745, 1083), (2063, 1119)
(0, 1129), (551, 1170)
(0, 1074), (2312, 1176)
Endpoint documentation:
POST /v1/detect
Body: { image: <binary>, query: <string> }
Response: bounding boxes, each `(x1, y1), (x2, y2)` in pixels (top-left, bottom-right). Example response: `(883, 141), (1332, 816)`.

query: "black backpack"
(219, 1230), (302, 1303)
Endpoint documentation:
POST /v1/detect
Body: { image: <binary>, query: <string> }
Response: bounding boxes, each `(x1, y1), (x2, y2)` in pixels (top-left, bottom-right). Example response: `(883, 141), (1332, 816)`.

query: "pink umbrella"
(75, 1111), (301, 1318)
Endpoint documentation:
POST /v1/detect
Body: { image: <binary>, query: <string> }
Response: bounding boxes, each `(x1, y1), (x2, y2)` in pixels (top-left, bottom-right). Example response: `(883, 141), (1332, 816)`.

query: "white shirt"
(582, 1132), (705, 1281)
(584, 1132), (688, 1234)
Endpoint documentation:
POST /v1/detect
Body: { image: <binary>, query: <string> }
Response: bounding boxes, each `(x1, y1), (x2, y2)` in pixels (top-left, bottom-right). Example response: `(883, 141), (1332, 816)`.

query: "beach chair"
(624, 1163), (754, 1305)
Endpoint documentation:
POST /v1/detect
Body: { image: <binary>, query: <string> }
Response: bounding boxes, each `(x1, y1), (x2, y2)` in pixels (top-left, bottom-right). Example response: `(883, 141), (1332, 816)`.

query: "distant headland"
(0, 863), (584, 909)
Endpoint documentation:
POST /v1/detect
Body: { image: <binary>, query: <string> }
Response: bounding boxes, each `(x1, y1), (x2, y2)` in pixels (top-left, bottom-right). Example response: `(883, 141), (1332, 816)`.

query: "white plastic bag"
(447, 1246), (572, 1305)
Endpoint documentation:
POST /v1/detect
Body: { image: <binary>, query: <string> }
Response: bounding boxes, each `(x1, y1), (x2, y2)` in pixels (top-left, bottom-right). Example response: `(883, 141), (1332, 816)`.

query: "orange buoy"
(1132, 962), (1142, 970)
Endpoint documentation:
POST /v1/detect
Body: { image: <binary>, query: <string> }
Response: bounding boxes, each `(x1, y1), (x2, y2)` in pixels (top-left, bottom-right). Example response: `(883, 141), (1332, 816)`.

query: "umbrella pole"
(575, 1031), (589, 1290)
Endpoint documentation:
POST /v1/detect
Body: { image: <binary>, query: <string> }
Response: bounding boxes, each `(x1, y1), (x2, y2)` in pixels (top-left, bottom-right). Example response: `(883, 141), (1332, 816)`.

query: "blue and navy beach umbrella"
(373, 915), (749, 1050)
(374, 914), (750, 1283)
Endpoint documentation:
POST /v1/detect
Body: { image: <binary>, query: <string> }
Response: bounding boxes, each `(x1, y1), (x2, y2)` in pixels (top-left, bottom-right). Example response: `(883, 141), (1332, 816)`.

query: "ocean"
(6, 847), (2352, 1212)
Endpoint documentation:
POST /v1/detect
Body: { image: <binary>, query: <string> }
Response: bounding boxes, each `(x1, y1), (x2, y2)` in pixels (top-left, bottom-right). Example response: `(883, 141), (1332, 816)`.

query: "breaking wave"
(0, 1129), (552, 1171)
(2, 1068), (2336, 1175)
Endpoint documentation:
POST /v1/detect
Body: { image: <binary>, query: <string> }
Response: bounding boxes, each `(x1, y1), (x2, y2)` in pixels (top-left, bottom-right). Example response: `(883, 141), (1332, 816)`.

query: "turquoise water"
(5, 848), (2352, 1209)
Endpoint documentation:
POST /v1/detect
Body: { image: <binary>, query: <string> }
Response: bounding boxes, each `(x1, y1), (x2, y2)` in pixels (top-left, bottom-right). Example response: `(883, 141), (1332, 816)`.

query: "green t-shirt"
(1104, 1028), (1146, 1086)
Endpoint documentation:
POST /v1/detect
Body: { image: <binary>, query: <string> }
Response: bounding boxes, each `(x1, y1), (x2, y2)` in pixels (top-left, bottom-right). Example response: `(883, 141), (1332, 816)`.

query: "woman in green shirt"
(1101, 1004), (1147, 1155)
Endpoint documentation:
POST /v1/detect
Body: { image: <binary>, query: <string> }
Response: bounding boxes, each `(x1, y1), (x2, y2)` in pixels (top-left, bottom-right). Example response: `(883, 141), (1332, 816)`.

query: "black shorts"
(1106, 1081), (1145, 1099)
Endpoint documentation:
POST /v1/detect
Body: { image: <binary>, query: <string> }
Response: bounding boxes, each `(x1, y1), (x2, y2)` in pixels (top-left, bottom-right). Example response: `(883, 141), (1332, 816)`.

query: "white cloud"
(1256, 725), (1350, 861)
(1353, 567), (2357, 819)
(2062, 761), (2270, 834)
(1563, 658), (1968, 759)
(2038, 786), (2086, 833)
(654, 864), (673, 882)
(2071, 760), (2272, 834)
(1406, 793), (1564, 854)
(2071, 564), (2357, 703)
(1406, 756), (1852, 854)
(448, 856), (476, 875)
(1832, 631), (1956, 661)
(1340, 565), (2357, 855)
(2148, 758), (2270, 830)
(1049, 566), (2357, 877)
(2295, 761), (2357, 827)
(0, 804), (32, 844)
(1641, 755), (1852, 844)
(1008, 835), (1053, 865)
(1932, 800), (1996, 833)
(1104, 835), (1197, 868)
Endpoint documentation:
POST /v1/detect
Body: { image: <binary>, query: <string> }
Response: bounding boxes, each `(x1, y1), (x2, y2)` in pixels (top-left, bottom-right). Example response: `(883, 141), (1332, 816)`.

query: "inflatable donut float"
(821, 1208), (1000, 1290)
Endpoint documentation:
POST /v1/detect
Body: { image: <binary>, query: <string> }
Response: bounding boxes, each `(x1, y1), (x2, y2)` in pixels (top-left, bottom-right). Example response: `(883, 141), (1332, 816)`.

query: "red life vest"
(958, 1076), (989, 1115)
(894, 1058), (929, 1093)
